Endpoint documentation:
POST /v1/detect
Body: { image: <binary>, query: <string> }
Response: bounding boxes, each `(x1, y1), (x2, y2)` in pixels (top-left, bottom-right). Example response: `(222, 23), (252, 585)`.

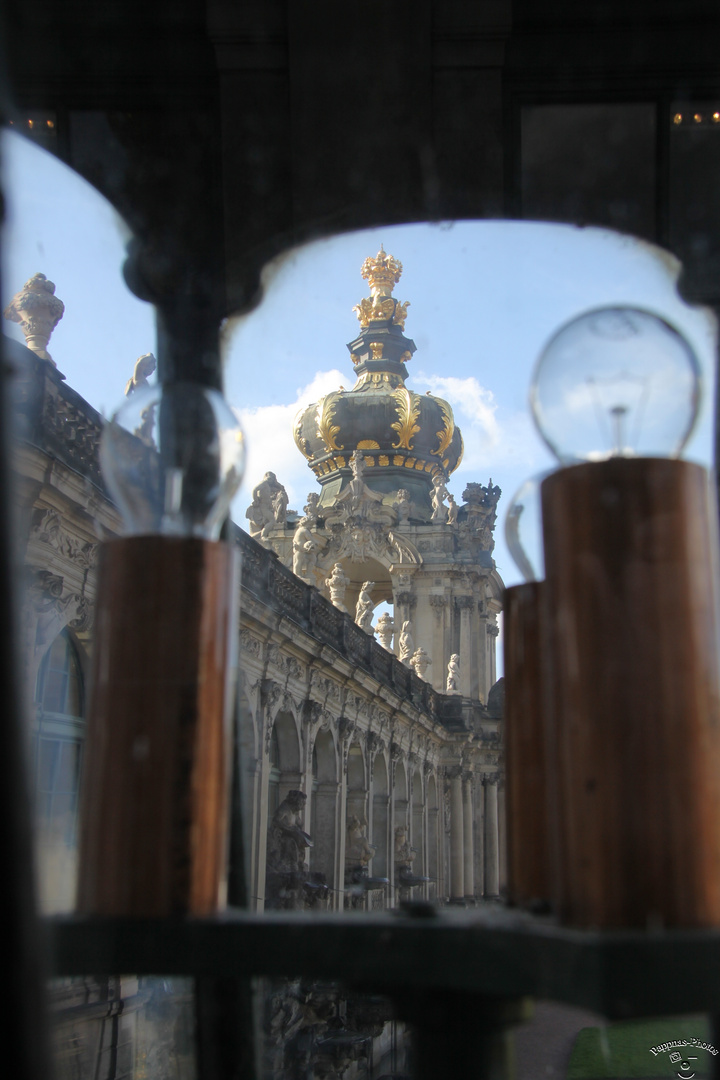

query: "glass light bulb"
(100, 382), (245, 539)
(504, 472), (551, 583)
(529, 306), (702, 464)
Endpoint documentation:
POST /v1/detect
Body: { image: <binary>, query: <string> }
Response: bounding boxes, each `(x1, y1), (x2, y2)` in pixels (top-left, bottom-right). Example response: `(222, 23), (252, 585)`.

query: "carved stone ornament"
(30, 508), (98, 570)
(460, 478), (502, 551)
(239, 629), (263, 658)
(267, 644), (303, 681)
(4, 272), (65, 362)
(310, 668), (342, 704)
(325, 561), (351, 612)
(323, 450), (395, 527)
(374, 611), (395, 650)
(322, 519), (420, 570)
(409, 647), (431, 680)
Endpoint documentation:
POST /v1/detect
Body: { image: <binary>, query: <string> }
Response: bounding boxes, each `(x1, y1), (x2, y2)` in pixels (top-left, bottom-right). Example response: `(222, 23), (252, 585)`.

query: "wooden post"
(78, 536), (239, 916)
(542, 459), (720, 928)
(503, 581), (552, 911)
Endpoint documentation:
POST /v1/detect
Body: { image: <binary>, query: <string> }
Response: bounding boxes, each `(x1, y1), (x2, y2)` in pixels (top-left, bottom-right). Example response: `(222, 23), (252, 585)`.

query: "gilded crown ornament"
(361, 246), (403, 298)
(353, 247), (411, 329)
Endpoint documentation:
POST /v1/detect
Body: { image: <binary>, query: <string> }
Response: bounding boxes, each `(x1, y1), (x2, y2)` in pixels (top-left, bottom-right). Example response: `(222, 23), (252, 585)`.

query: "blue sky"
(3, 129), (716, 595)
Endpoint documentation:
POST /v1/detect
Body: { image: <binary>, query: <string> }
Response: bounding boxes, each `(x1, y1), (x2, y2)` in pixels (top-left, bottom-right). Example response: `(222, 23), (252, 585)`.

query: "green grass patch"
(567, 1016), (714, 1079)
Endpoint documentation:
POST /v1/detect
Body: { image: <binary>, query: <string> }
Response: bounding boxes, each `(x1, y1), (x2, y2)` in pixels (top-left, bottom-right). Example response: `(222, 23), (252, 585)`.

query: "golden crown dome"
(292, 251), (464, 520)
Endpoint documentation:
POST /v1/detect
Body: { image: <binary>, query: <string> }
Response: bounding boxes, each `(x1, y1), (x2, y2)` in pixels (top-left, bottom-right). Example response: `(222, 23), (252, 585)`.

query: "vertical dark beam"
(399, 993), (532, 1080)
(286, 0), (433, 233)
(0, 113), (52, 1080)
(195, 978), (261, 1080)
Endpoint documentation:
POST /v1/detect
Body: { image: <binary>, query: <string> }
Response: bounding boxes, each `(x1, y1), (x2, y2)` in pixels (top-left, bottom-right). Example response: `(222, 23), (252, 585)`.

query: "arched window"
(34, 629), (85, 847)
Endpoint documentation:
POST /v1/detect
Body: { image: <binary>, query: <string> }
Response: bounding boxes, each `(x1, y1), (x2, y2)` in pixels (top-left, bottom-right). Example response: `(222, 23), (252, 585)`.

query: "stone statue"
(461, 479), (502, 551)
(345, 815), (376, 867)
(124, 352), (156, 396)
(292, 516), (319, 583)
(394, 825), (416, 871)
(266, 789), (313, 910)
(410, 647), (431, 680)
(3, 272), (65, 362)
(355, 581), (375, 633)
(393, 488), (412, 523)
(325, 562), (350, 612)
(394, 824), (428, 889)
(431, 474), (449, 523)
(303, 491), (320, 526)
(246, 471), (287, 539)
(375, 611), (395, 651)
(446, 653), (461, 694)
(398, 620), (414, 665)
(446, 493), (459, 526)
(325, 449), (393, 525)
(272, 486), (289, 526)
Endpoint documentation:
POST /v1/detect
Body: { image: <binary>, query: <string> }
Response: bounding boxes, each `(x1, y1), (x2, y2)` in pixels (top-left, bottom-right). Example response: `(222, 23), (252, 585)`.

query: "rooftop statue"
(446, 653), (461, 695)
(398, 621), (414, 666)
(355, 580), (375, 633)
(292, 516), (320, 584)
(246, 471), (288, 539)
(124, 352), (156, 397)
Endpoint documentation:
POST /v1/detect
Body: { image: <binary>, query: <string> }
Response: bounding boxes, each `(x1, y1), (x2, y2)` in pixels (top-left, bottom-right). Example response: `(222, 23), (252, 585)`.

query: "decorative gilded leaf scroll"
(429, 396), (455, 459)
(315, 395), (344, 452)
(391, 388), (422, 451)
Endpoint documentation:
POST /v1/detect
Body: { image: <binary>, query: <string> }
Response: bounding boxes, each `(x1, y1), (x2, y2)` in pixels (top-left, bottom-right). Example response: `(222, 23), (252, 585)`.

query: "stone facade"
(9, 324), (505, 1078)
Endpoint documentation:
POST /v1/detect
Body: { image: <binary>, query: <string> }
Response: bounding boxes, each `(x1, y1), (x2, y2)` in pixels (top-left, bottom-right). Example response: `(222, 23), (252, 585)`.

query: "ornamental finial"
(4, 273), (65, 363)
(360, 247), (403, 299)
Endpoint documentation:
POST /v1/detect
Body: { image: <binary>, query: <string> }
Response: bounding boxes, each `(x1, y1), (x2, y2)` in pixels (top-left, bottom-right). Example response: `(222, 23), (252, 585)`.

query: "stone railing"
(234, 525), (485, 733)
(8, 339), (106, 492)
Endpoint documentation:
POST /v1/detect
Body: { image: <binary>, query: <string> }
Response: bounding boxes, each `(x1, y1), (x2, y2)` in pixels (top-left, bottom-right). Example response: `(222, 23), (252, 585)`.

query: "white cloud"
(232, 368), (346, 517)
(414, 373), (501, 448)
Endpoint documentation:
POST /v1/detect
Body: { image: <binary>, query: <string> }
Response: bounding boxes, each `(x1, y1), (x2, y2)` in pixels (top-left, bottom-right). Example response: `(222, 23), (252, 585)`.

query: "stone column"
(429, 595), (448, 693)
(463, 771), (475, 903)
(448, 766), (464, 902)
(455, 596), (474, 698)
(484, 773), (500, 899)
(486, 619), (499, 699)
(473, 772), (485, 899)
(497, 774), (507, 895)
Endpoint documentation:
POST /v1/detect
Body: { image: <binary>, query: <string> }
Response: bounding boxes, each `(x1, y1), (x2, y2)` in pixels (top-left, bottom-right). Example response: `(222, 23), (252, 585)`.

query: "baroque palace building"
(8, 252), (505, 1078)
